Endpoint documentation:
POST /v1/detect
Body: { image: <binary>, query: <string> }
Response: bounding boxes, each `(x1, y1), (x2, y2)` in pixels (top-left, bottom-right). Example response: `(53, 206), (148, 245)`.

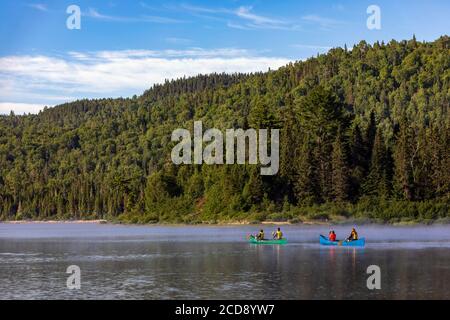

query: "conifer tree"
(362, 129), (391, 198)
(349, 124), (366, 200)
(332, 128), (350, 202)
(393, 119), (415, 200)
(294, 139), (320, 205)
(279, 102), (300, 199)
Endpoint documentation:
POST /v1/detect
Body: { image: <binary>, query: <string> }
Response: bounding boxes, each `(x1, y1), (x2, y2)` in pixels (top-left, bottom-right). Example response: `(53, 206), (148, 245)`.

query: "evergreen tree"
(332, 128), (350, 202)
(363, 129), (391, 198)
(365, 111), (377, 165)
(393, 119), (415, 200)
(349, 124), (366, 200)
(248, 98), (279, 129)
(279, 102), (300, 200)
(242, 167), (264, 208)
(297, 85), (347, 201)
(294, 139), (320, 205)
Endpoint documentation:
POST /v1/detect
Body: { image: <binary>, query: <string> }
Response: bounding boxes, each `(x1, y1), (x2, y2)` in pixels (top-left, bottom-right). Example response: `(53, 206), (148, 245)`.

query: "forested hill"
(0, 36), (449, 223)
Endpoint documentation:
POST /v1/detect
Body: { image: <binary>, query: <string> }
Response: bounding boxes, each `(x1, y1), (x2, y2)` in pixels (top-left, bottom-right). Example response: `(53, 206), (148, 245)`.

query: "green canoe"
(248, 235), (287, 245)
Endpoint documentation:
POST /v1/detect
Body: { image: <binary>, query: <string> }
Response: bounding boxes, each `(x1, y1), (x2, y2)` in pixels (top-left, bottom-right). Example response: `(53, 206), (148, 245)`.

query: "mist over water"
(1, 223), (450, 299)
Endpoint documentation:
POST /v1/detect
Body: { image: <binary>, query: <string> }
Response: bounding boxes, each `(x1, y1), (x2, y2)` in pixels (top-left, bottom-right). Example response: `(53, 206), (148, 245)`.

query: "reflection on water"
(0, 223), (450, 299)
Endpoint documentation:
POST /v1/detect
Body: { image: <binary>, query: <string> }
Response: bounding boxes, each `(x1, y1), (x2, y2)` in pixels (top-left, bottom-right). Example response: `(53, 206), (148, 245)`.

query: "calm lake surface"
(1, 223), (450, 300)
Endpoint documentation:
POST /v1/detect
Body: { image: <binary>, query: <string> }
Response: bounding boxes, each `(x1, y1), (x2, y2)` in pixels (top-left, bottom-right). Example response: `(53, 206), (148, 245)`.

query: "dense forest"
(0, 36), (449, 224)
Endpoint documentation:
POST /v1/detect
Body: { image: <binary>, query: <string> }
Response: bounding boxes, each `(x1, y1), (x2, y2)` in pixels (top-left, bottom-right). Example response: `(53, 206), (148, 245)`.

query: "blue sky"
(0, 0), (449, 114)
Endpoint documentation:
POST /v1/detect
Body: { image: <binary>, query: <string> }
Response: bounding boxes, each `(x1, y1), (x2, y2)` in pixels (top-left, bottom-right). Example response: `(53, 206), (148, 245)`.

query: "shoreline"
(0, 220), (327, 226)
(0, 220), (108, 224)
(1, 218), (449, 227)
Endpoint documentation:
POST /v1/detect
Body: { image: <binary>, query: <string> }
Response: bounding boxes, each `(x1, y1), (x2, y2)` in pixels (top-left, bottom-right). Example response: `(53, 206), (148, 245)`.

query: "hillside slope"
(0, 36), (449, 223)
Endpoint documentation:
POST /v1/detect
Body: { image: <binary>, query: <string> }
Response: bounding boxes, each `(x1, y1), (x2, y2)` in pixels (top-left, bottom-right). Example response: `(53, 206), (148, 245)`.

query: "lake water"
(1, 223), (450, 300)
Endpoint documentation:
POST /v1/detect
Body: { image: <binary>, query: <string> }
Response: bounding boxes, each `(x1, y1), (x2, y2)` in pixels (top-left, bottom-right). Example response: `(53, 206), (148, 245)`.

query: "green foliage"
(362, 130), (392, 198)
(331, 128), (350, 202)
(0, 37), (449, 223)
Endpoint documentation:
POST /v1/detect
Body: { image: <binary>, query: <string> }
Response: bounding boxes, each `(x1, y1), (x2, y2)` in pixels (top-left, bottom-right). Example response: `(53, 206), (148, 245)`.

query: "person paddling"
(256, 229), (265, 241)
(347, 228), (358, 242)
(273, 228), (283, 240)
(329, 230), (337, 242)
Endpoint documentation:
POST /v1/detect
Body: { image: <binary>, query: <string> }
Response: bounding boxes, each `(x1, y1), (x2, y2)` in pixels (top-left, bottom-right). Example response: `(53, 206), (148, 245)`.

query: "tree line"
(0, 36), (448, 223)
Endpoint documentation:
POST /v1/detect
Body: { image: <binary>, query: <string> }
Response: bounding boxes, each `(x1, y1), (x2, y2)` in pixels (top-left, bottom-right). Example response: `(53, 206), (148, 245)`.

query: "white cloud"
(84, 8), (186, 24)
(235, 6), (284, 26)
(301, 15), (344, 29)
(179, 4), (299, 30)
(179, 4), (227, 15)
(0, 102), (50, 115)
(28, 3), (48, 12)
(0, 49), (291, 114)
(86, 4), (302, 31)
